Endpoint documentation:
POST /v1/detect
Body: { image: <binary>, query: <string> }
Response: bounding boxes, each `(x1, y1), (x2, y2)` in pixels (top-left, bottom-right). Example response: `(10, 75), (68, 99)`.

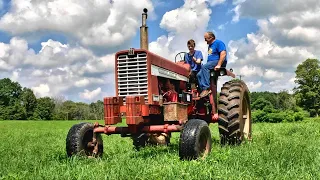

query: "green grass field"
(1, 118), (320, 180)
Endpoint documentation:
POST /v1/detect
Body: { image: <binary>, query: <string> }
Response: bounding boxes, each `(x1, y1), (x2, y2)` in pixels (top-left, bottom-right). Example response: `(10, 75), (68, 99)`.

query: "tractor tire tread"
(179, 119), (212, 160)
(227, 103), (240, 110)
(217, 80), (252, 146)
(228, 95), (240, 101)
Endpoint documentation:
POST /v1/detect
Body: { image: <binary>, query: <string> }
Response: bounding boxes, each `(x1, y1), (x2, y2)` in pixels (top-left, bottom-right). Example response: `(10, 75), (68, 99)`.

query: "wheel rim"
(82, 130), (94, 156)
(242, 95), (251, 140)
(198, 131), (210, 158)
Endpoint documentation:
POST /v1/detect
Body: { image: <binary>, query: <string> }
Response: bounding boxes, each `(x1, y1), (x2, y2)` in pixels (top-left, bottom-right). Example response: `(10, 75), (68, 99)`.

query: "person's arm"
(215, 42), (227, 70)
(217, 50), (226, 66)
(192, 51), (203, 64)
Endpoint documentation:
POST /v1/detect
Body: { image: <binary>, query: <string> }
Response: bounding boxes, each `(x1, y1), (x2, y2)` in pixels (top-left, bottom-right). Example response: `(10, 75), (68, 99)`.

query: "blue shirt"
(185, 50), (203, 71)
(207, 39), (227, 62)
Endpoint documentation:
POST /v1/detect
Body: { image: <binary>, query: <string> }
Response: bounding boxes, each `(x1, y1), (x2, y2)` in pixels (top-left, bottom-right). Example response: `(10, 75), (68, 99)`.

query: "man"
(184, 39), (203, 83)
(197, 32), (227, 98)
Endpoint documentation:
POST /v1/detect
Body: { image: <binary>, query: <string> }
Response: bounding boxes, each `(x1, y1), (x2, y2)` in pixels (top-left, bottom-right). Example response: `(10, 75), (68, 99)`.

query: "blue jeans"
(196, 60), (227, 91)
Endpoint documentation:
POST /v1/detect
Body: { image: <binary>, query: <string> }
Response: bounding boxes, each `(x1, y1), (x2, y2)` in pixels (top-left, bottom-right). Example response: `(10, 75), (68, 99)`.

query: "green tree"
(0, 78), (25, 120)
(89, 100), (104, 120)
(96, 100), (104, 120)
(0, 78), (22, 106)
(250, 92), (279, 109)
(61, 100), (77, 120)
(21, 88), (37, 119)
(52, 95), (67, 120)
(294, 58), (320, 117)
(33, 97), (55, 120)
(252, 97), (274, 111)
(278, 90), (296, 110)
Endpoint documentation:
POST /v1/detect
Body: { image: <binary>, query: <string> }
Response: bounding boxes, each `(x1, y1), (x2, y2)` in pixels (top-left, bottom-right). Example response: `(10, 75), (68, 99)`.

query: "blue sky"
(0, 0), (319, 102)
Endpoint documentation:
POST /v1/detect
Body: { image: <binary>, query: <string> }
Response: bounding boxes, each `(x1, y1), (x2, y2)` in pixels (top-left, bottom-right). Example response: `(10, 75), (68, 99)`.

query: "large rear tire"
(66, 122), (103, 157)
(218, 80), (252, 145)
(179, 119), (212, 160)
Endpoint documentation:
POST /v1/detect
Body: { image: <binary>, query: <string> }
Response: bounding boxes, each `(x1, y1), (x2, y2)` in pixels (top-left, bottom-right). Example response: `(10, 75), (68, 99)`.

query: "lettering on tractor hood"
(151, 65), (189, 82)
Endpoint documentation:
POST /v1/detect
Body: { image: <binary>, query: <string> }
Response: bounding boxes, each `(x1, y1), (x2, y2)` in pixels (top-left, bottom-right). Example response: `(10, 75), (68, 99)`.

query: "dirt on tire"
(218, 80), (252, 145)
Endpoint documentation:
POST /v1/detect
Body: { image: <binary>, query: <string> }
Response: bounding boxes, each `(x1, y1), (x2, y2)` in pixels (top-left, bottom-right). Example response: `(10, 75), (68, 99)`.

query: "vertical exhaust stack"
(140, 8), (148, 50)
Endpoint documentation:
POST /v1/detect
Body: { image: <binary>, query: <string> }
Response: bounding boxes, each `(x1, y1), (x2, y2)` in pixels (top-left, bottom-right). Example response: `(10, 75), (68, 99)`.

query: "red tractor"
(66, 8), (252, 160)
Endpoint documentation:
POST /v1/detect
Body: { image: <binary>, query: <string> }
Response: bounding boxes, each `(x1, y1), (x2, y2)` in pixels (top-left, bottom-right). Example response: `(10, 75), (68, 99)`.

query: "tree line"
(0, 78), (104, 120)
(0, 58), (319, 122)
(250, 58), (320, 122)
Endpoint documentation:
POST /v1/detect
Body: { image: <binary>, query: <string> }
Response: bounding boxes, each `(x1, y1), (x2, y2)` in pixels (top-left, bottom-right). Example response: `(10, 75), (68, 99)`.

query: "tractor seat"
(210, 68), (235, 78)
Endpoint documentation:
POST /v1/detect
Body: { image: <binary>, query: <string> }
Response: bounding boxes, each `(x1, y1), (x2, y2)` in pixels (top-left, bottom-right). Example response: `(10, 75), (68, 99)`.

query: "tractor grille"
(117, 52), (148, 103)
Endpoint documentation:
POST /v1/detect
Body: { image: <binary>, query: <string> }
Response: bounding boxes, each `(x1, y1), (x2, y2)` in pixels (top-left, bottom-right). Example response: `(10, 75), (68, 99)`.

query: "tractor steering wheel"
(174, 52), (187, 63)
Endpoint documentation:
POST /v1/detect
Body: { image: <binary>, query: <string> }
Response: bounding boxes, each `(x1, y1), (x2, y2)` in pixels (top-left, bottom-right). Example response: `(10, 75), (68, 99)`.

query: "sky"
(0, 0), (319, 103)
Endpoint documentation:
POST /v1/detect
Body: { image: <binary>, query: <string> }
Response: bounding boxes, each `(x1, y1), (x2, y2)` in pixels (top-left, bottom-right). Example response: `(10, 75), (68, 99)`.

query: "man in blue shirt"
(184, 39), (203, 83)
(197, 32), (227, 98)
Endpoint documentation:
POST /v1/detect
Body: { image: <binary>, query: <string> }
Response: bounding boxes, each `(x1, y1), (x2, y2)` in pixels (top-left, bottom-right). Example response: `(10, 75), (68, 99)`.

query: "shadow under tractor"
(66, 8), (252, 160)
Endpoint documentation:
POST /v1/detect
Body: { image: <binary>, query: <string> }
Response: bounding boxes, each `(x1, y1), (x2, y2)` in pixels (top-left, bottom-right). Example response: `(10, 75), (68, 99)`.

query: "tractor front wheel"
(66, 122), (103, 157)
(179, 119), (212, 160)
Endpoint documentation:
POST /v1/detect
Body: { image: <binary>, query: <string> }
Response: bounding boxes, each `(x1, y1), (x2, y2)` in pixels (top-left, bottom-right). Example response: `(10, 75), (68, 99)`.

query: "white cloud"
(233, 0), (320, 19)
(149, 0), (223, 63)
(239, 65), (264, 78)
(218, 24), (225, 30)
(74, 78), (104, 88)
(0, 0), (155, 48)
(208, 0), (226, 6)
(231, 4), (241, 22)
(232, 0), (320, 49)
(0, 37), (114, 101)
(11, 69), (20, 82)
(247, 81), (262, 91)
(75, 79), (90, 88)
(228, 33), (316, 72)
(0, 60), (13, 71)
(32, 84), (50, 97)
(79, 87), (102, 100)
(227, 33), (316, 92)
(264, 69), (283, 81)
(0, 37), (115, 72)
(31, 69), (45, 77)
(228, 0), (320, 93)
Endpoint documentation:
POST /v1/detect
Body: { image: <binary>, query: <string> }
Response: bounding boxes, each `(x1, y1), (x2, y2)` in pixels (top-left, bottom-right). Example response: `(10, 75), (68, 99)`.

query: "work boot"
(199, 89), (211, 98)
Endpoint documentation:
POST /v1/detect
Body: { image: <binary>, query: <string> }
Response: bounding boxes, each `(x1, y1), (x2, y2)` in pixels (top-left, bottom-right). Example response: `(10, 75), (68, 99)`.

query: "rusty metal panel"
(163, 102), (188, 122)
(104, 97), (123, 125)
(126, 96), (146, 125)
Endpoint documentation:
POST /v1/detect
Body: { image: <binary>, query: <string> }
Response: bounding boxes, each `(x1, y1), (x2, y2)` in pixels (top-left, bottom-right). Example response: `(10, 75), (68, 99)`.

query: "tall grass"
(1, 118), (320, 179)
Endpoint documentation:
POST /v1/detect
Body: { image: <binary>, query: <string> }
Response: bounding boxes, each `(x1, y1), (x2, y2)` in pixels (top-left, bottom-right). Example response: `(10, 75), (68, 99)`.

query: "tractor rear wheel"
(179, 119), (212, 160)
(218, 80), (252, 145)
(66, 122), (103, 157)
